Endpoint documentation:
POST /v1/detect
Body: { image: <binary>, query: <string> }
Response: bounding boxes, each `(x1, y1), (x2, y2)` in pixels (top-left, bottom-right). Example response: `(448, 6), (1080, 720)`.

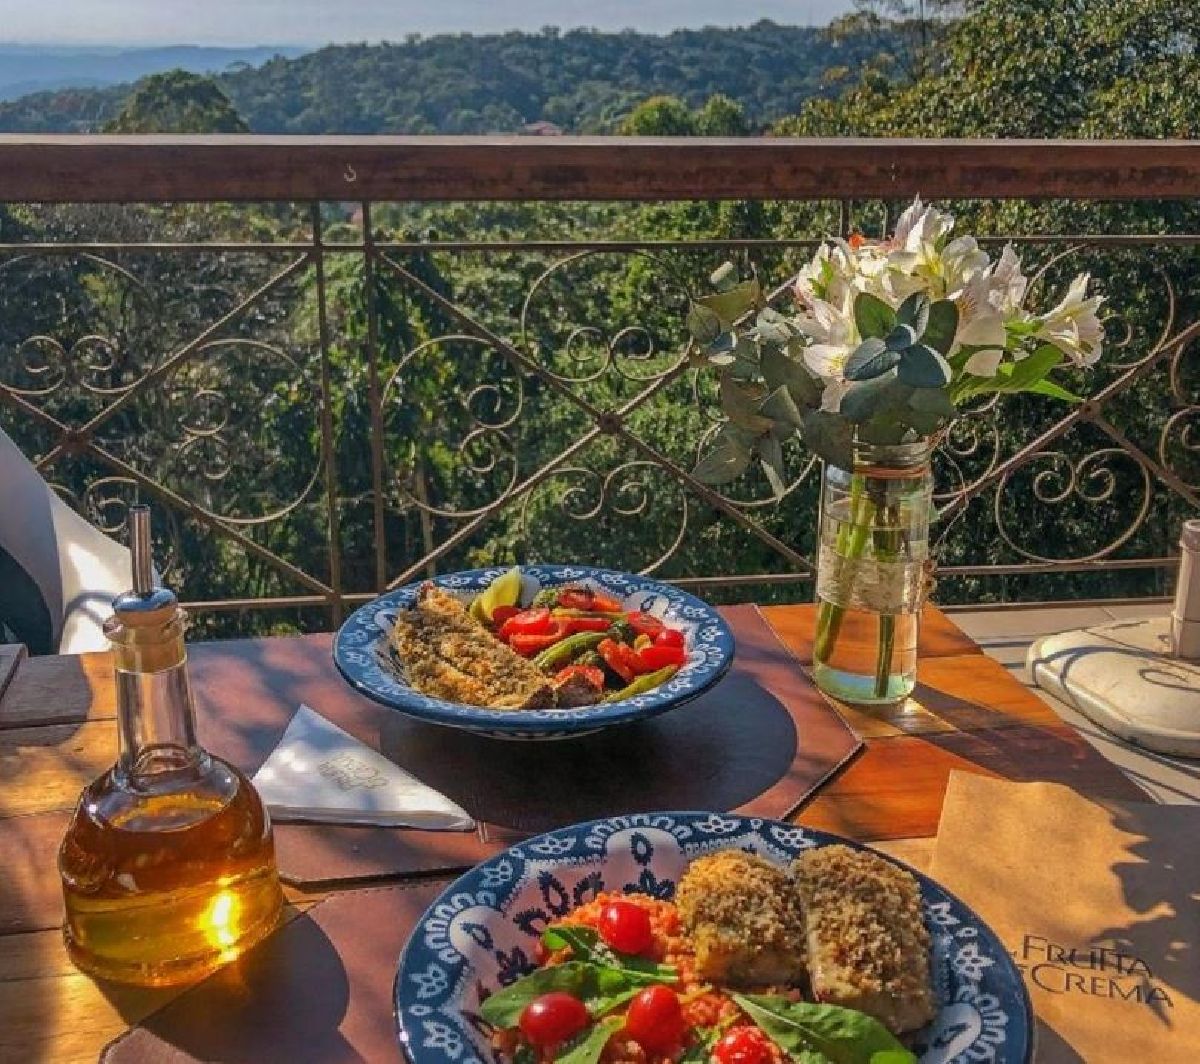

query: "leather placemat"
(102, 880), (444, 1064)
(189, 604), (863, 886)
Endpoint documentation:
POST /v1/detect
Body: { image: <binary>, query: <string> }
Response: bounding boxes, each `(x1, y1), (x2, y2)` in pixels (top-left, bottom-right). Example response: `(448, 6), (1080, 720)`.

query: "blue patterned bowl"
(333, 565), (735, 740)
(395, 812), (1032, 1064)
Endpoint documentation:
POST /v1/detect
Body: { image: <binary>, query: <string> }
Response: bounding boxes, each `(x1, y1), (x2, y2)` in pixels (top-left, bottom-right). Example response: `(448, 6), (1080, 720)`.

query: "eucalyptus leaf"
(840, 371), (912, 423)
(895, 292), (930, 335)
(853, 291), (896, 341)
(801, 409), (855, 469)
(922, 300), (959, 356)
(699, 277), (762, 327)
(756, 307), (795, 345)
(720, 374), (775, 433)
(759, 384), (806, 430)
(710, 261), (738, 292)
(686, 302), (723, 345)
(693, 430), (753, 484)
(845, 337), (902, 382)
(731, 993), (916, 1064)
(883, 323), (919, 352)
(758, 434), (787, 499)
(555, 1017), (623, 1064)
(897, 344), (952, 388)
(762, 344), (821, 407)
(705, 330), (738, 365)
(909, 388), (956, 417)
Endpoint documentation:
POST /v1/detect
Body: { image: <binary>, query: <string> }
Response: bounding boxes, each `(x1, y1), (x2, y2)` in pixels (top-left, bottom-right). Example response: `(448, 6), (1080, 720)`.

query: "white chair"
(0, 425), (132, 654)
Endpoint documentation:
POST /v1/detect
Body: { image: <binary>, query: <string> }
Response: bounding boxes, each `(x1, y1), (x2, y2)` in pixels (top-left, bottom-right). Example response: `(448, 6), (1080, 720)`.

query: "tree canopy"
(102, 70), (248, 134)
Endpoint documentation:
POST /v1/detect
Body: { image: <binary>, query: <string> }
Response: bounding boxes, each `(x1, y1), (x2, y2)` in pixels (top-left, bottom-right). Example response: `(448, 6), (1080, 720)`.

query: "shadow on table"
(101, 912), (355, 1063)
(1093, 803), (1200, 1037)
(376, 669), (800, 834)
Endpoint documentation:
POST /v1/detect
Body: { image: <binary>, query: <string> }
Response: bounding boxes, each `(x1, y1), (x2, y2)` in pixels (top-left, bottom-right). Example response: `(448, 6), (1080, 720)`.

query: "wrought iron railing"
(0, 137), (1197, 634)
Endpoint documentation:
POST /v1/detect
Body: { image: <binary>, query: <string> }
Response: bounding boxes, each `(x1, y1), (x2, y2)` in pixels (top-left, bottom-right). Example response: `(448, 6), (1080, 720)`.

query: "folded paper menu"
(930, 772), (1199, 1063)
(251, 704), (474, 831)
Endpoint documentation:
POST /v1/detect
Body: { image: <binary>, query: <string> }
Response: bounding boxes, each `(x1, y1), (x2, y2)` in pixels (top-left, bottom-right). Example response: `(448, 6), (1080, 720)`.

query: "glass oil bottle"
(58, 506), (283, 986)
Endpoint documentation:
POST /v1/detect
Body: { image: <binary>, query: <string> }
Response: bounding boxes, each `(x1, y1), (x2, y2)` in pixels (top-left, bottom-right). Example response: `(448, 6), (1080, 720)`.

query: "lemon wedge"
(471, 566), (522, 623)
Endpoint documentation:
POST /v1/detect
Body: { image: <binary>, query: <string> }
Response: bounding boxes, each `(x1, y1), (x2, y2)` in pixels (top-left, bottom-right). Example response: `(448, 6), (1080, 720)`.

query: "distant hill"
(0, 23), (883, 134)
(0, 44), (308, 102)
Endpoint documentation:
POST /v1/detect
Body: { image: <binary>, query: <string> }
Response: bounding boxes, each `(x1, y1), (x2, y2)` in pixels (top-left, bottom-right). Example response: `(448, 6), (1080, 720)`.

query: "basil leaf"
(543, 926), (677, 984)
(555, 1017), (623, 1064)
(480, 961), (595, 1028)
(514, 1047), (538, 1064)
(732, 994), (917, 1064)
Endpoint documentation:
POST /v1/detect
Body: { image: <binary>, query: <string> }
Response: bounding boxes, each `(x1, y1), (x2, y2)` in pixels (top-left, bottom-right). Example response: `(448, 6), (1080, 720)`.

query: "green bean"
(603, 665), (679, 702)
(532, 631), (606, 670)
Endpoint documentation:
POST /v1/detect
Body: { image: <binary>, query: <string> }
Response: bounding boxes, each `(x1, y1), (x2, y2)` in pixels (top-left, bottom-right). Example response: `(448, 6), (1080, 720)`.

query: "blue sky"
(4, 1), (859, 46)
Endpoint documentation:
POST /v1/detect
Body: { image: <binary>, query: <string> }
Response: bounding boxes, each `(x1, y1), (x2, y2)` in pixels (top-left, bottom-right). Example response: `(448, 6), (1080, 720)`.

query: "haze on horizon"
(3, 0), (858, 47)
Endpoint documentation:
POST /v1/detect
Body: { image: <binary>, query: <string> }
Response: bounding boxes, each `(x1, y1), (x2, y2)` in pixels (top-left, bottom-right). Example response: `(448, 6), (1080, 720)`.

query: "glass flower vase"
(811, 440), (933, 704)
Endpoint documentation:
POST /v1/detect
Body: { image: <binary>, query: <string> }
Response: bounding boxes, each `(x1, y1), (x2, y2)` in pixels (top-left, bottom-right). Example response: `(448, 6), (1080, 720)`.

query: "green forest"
(0, 0), (1196, 636)
(0, 21), (883, 135)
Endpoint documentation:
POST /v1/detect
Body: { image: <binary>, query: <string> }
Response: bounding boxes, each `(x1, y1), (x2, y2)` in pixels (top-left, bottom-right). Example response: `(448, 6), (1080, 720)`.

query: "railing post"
(362, 201), (389, 592)
(311, 203), (344, 626)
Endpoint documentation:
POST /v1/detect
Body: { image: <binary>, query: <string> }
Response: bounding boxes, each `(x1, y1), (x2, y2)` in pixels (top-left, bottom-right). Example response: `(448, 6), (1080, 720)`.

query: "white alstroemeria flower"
(820, 376), (852, 413)
(1035, 273), (1105, 366)
(953, 243), (1032, 363)
(987, 244), (1029, 314)
(795, 239), (858, 310)
(795, 295), (857, 379)
(892, 196), (956, 254)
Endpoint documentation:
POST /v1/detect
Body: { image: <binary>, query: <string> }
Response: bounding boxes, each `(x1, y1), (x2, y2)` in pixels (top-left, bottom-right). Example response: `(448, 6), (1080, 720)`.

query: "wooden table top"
(0, 603), (1147, 1063)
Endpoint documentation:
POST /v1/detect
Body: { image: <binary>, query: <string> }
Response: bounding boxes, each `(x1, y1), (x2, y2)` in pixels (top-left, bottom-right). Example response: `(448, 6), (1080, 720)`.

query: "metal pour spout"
(130, 505), (154, 595)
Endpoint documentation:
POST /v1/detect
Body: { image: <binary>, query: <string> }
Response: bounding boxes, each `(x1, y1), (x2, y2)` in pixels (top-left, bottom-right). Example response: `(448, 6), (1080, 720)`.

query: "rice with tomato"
(490, 892), (793, 1064)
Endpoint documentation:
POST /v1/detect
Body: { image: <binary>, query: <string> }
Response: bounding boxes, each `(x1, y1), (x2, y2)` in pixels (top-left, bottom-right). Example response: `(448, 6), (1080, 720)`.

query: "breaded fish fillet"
(389, 584), (553, 709)
(791, 845), (935, 1034)
(675, 851), (807, 986)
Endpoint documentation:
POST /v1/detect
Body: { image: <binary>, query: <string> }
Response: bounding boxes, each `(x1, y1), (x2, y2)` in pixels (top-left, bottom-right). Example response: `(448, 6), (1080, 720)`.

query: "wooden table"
(0, 603), (1149, 1063)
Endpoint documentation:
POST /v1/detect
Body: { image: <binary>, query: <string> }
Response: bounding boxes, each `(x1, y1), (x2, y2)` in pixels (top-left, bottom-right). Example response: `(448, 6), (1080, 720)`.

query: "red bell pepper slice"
(560, 616), (613, 635)
(625, 610), (665, 638)
(634, 643), (686, 672)
(510, 625), (564, 656)
(554, 664), (606, 689)
(490, 605), (521, 627)
(598, 638), (636, 683)
(498, 606), (553, 642)
(654, 627), (685, 649)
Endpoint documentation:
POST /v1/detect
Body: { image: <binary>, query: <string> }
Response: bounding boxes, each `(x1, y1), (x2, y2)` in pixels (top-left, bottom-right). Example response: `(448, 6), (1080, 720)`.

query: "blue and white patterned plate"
(333, 565), (735, 740)
(395, 811), (1032, 1064)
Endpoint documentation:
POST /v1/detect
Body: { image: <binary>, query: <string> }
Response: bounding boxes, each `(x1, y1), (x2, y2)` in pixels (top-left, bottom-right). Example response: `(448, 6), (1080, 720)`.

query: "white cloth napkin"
(251, 704), (474, 831)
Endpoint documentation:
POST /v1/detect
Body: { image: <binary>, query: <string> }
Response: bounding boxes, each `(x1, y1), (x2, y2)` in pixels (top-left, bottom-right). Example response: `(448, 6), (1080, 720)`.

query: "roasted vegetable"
(604, 665), (679, 702)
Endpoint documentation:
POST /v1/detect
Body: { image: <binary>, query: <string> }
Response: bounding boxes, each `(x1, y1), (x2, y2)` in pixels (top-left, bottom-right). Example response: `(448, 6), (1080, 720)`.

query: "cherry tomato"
(623, 985), (686, 1053)
(634, 643), (686, 671)
(654, 627), (685, 649)
(509, 626), (564, 656)
(598, 899), (654, 955)
(490, 605), (520, 627)
(498, 607), (553, 641)
(625, 610), (665, 638)
(518, 992), (590, 1048)
(713, 1026), (775, 1064)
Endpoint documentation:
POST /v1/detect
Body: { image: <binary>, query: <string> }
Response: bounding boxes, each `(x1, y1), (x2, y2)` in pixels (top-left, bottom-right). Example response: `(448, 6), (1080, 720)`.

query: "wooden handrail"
(0, 136), (1197, 203)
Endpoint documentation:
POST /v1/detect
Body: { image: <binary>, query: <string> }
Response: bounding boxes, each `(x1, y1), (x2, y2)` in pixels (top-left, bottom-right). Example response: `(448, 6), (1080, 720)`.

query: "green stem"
(814, 471), (873, 662)
(872, 503), (903, 699)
